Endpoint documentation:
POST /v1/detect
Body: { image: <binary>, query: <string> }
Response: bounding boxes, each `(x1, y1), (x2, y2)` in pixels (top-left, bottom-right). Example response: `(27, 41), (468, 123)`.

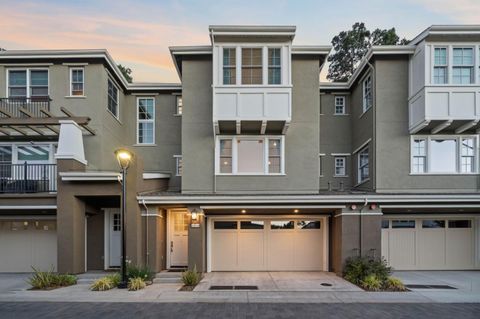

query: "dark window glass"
(240, 221), (264, 229)
(270, 221), (294, 230)
(448, 220), (471, 228)
(422, 220), (445, 228)
(381, 220), (389, 229)
(297, 221), (321, 229)
(214, 221), (237, 230)
(392, 220), (415, 229)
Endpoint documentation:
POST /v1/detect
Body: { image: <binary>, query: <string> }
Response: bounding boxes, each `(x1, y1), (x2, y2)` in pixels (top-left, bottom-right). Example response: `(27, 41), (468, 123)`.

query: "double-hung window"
(411, 136), (478, 174)
(334, 96), (346, 115)
(357, 147), (369, 183)
(175, 95), (183, 115)
(217, 136), (284, 175)
(433, 47), (448, 84)
(174, 155), (183, 176)
(268, 48), (281, 84)
(137, 97), (155, 144)
(452, 47), (474, 84)
(223, 48), (236, 85)
(241, 48), (262, 84)
(8, 69), (48, 99)
(362, 75), (372, 112)
(334, 156), (346, 176)
(107, 79), (119, 118)
(70, 68), (84, 96)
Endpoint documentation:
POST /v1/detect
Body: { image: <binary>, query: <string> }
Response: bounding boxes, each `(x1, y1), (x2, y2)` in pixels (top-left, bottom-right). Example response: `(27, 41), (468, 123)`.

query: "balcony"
(409, 86), (480, 134)
(0, 97), (51, 118)
(0, 163), (57, 193)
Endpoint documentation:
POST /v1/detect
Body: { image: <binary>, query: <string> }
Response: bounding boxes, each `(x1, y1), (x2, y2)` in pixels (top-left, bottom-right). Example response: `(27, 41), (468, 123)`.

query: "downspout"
(359, 197), (368, 257)
(210, 27), (217, 194)
(366, 59), (376, 190)
(142, 199), (149, 266)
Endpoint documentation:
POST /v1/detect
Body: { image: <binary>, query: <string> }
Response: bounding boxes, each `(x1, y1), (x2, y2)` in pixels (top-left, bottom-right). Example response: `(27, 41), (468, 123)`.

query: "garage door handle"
(170, 241), (173, 253)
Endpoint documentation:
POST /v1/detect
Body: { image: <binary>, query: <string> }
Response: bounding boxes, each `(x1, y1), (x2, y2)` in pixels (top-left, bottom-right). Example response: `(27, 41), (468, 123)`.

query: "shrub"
(343, 256), (391, 286)
(384, 277), (406, 291)
(106, 273), (121, 287)
(28, 267), (77, 290)
(91, 277), (114, 291)
(127, 264), (154, 281)
(181, 265), (201, 286)
(54, 274), (77, 286)
(128, 277), (146, 291)
(361, 274), (382, 291)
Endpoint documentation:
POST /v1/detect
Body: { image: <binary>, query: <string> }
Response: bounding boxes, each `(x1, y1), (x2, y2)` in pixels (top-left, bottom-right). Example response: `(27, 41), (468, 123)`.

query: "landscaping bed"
(179, 265), (202, 292)
(90, 263), (155, 292)
(28, 267), (77, 290)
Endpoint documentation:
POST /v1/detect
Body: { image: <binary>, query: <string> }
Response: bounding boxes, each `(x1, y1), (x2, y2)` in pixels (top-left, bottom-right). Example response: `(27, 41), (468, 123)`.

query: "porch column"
(143, 209), (166, 272)
(187, 206), (206, 272)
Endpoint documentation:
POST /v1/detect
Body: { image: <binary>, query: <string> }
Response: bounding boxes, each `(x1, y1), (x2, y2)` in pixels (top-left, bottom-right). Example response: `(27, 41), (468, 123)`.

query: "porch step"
(76, 271), (113, 284)
(153, 271), (184, 284)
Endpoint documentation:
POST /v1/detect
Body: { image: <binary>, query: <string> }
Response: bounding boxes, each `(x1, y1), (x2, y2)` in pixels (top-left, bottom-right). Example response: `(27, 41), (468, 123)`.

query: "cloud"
(413, 0), (480, 23)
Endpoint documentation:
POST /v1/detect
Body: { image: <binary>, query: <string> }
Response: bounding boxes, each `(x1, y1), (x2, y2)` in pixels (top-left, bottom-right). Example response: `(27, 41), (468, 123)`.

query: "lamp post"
(114, 148), (133, 289)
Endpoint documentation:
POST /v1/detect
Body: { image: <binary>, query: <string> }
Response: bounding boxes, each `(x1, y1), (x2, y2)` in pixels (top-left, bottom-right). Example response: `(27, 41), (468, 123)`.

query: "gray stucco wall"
(374, 57), (480, 192)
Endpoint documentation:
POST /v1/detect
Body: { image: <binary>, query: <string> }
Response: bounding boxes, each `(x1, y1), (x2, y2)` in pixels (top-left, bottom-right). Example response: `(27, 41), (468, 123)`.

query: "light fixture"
(293, 209), (299, 213)
(191, 211), (198, 221)
(370, 204), (377, 210)
(351, 204), (357, 210)
(241, 209), (246, 213)
(114, 148), (133, 170)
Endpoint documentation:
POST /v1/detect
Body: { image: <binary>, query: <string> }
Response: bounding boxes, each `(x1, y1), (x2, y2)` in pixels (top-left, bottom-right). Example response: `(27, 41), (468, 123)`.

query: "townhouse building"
(0, 25), (479, 275)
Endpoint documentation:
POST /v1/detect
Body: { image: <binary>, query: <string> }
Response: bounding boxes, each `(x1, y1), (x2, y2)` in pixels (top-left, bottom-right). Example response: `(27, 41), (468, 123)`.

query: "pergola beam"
(0, 117), (90, 126)
(455, 120), (479, 134)
(431, 120), (452, 134)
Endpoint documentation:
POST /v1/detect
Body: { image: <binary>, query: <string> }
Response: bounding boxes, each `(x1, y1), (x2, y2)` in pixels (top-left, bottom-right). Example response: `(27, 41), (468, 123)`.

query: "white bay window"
(411, 136), (478, 174)
(216, 136), (284, 175)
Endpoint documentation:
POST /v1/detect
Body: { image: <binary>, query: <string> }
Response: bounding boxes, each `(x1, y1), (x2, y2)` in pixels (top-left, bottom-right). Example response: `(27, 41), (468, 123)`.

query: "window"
(240, 221), (264, 229)
(217, 137), (283, 175)
(452, 47), (474, 84)
(433, 47), (448, 84)
(268, 48), (281, 84)
(270, 221), (294, 230)
(107, 79), (119, 118)
(113, 213), (121, 231)
(17, 145), (50, 161)
(241, 48), (262, 84)
(0, 146), (12, 178)
(412, 139), (427, 173)
(214, 221), (237, 230)
(334, 156), (346, 176)
(411, 136), (477, 174)
(334, 96), (346, 115)
(381, 220), (390, 229)
(223, 48), (236, 85)
(137, 98), (155, 144)
(357, 147), (369, 183)
(392, 220), (415, 229)
(362, 75), (372, 112)
(175, 95), (183, 115)
(448, 220), (471, 228)
(422, 220), (445, 228)
(8, 69), (48, 99)
(297, 221), (321, 229)
(175, 156), (183, 176)
(319, 154), (324, 176)
(70, 68), (84, 96)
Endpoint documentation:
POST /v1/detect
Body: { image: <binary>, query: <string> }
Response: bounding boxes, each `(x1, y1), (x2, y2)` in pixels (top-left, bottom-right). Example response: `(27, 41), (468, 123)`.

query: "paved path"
(0, 302), (479, 319)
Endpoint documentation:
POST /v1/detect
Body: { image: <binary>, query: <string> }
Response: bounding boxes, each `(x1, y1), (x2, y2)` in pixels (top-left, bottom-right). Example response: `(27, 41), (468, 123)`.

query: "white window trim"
(452, 46), (475, 84)
(357, 146), (369, 184)
(334, 156), (347, 177)
(136, 97), (155, 145)
(430, 44), (480, 85)
(174, 155), (182, 176)
(6, 68), (50, 98)
(0, 142), (56, 164)
(175, 95), (183, 116)
(215, 135), (285, 175)
(319, 153), (325, 177)
(334, 96), (346, 115)
(107, 78), (120, 120)
(267, 47), (282, 85)
(362, 74), (372, 113)
(410, 135), (479, 175)
(69, 67), (85, 97)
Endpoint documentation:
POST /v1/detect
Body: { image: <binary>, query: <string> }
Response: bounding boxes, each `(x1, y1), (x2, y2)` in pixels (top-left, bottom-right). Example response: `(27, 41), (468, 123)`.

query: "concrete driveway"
(195, 272), (362, 292)
(0, 273), (30, 294)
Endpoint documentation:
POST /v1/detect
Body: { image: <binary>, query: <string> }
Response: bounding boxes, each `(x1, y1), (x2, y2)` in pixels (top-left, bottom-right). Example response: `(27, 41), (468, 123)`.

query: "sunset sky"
(1, 0), (478, 83)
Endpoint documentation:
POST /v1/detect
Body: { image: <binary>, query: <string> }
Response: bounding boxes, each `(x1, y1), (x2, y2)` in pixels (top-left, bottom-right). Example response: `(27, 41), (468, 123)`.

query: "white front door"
(109, 210), (121, 268)
(169, 211), (189, 267)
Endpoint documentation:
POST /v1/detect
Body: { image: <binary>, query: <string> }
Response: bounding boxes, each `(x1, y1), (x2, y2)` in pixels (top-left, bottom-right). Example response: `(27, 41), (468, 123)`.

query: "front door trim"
(166, 208), (189, 269)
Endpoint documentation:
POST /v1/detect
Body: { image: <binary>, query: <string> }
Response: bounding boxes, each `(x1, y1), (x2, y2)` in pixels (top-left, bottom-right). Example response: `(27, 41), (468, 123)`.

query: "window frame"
(410, 135), (478, 175)
(334, 156), (347, 177)
(0, 142), (56, 165)
(241, 47), (263, 85)
(107, 78), (120, 119)
(362, 74), (372, 113)
(452, 46), (474, 84)
(6, 68), (49, 98)
(433, 47), (448, 84)
(174, 155), (182, 176)
(222, 47), (237, 85)
(215, 135), (285, 175)
(357, 146), (369, 184)
(334, 96), (346, 115)
(69, 67), (85, 97)
(136, 97), (155, 145)
(175, 95), (183, 115)
(267, 47), (282, 85)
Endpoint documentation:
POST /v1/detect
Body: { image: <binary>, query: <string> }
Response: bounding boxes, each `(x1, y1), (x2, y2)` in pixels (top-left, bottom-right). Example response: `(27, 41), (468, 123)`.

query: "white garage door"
(0, 219), (57, 272)
(210, 217), (327, 271)
(381, 218), (476, 270)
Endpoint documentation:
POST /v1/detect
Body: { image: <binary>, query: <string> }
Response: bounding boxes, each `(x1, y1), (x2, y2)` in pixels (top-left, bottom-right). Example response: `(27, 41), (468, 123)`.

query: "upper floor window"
(362, 75), (372, 112)
(334, 156), (346, 176)
(357, 147), (369, 183)
(452, 47), (474, 84)
(433, 47), (448, 84)
(216, 136), (284, 175)
(223, 48), (236, 85)
(334, 96), (346, 115)
(8, 69), (48, 99)
(174, 155), (183, 176)
(70, 68), (84, 96)
(137, 97), (155, 144)
(107, 79), (119, 118)
(411, 136), (477, 174)
(175, 95), (183, 115)
(241, 48), (262, 85)
(268, 48), (281, 84)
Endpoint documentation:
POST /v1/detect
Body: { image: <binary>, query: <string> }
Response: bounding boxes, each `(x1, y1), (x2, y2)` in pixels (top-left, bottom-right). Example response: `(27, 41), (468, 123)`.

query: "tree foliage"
(327, 23), (409, 82)
(117, 64), (133, 83)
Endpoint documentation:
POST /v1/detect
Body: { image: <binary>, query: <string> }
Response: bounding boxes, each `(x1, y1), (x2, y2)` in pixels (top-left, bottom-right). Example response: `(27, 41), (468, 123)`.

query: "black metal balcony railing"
(0, 163), (57, 193)
(0, 97), (51, 117)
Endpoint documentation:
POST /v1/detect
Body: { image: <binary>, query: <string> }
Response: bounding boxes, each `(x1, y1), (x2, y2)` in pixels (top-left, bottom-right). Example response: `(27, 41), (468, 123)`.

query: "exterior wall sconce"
(350, 204), (357, 210)
(191, 211), (198, 221)
(370, 204), (378, 210)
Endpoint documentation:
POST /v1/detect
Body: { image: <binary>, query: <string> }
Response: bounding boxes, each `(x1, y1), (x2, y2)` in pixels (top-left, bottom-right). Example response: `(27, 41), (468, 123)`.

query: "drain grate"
(320, 283), (333, 287)
(209, 285), (258, 290)
(405, 284), (457, 290)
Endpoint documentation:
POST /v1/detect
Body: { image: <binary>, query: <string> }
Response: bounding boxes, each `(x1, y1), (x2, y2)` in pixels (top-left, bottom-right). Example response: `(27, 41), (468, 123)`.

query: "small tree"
(117, 64), (133, 83)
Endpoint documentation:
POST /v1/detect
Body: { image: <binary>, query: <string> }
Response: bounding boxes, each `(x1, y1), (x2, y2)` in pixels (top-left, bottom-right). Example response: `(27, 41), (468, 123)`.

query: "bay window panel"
(220, 139), (233, 173)
(237, 140), (264, 173)
(452, 47), (474, 84)
(433, 47), (448, 84)
(223, 48), (236, 85)
(241, 48), (263, 84)
(430, 139), (457, 173)
(268, 48), (281, 85)
(268, 139), (281, 173)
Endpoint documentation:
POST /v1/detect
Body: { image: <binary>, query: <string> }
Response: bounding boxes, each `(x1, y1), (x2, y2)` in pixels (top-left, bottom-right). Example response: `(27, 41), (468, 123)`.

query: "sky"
(0, 0), (479, 83)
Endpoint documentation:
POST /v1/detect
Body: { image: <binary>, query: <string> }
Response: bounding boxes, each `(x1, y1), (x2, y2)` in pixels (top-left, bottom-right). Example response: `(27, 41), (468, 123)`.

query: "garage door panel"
(293, 231), (323, 270)
(388, 231), (416, 270)
(238, 232), (265, 270)
(212, 231), (237, 271)
(418, 230), (446, 268)
(446, 229), (473, 268)
(267, 231), (295, 270)
(32, 230), (57, 271)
